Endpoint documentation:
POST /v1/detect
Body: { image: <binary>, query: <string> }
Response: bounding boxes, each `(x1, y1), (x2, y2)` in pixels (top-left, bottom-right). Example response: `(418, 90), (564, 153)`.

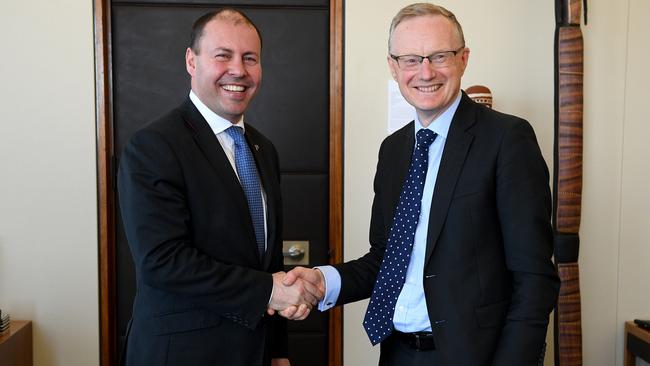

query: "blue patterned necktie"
(226, 126), (266, 258)
(363, 128), (437, 345)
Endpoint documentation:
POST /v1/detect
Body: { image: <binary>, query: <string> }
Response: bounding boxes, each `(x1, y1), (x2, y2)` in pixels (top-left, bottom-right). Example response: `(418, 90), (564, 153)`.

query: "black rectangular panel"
(245, 8), (329, 173)
(628, 334), (650, 363)
(287, 308), (328, 332)
(288, 333), (328, 366)
(281, 174), (329, 266)
(280, 174), (329, 332)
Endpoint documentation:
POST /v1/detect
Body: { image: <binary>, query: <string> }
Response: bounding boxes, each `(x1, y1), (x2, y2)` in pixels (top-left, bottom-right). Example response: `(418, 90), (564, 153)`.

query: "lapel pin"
(254, 144), (260, 151)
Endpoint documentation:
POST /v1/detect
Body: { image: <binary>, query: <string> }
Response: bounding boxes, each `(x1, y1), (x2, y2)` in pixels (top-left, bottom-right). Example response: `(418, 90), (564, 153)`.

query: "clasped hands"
(268, 267), (325, 320)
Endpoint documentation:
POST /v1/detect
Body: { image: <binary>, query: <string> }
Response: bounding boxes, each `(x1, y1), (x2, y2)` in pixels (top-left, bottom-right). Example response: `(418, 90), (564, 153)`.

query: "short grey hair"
(388, 3), (465, 52)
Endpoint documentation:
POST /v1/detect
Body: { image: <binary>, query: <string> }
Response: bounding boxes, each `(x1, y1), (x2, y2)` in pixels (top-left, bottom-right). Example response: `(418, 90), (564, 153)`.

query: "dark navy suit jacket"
(118, 98), (287, 366)
(335, 93), (560, 365)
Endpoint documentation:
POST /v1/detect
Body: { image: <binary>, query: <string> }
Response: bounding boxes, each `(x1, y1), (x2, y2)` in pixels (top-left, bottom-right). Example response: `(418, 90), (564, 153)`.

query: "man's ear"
(459, 47), (470, 74)
(186, 47), (196, 77)
(387, 55), (398, 81)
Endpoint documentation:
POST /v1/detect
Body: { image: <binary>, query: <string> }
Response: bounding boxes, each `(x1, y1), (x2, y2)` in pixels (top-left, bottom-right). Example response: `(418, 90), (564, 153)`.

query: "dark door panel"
(281, 174), (329, 264)
(111, 2), (331, 365)
(289, 333), (328, 366)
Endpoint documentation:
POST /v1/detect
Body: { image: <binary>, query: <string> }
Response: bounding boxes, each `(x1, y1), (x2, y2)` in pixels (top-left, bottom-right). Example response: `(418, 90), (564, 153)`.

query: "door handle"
(283, 245), (305, 259)
(282, 241), (309, 265)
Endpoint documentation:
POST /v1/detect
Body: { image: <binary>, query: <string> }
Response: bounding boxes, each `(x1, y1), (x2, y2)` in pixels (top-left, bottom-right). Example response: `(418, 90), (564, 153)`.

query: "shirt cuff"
(315, 265), (341, 311)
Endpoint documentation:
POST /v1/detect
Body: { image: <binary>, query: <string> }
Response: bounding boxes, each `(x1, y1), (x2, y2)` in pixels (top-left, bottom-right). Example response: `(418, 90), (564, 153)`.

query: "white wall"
(0, 0), (99, 365)
(615, 1), (650, 365)
(344, 1), (650, 365)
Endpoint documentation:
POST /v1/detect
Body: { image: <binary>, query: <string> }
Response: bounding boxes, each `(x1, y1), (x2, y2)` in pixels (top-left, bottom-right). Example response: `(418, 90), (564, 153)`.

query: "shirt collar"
(414, 91), (462, 139)
(189, 90), (245, 134)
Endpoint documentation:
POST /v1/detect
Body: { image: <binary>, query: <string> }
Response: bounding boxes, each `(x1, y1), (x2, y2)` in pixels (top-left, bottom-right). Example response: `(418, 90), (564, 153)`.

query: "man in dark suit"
(117, 8), (319, 366)
(283, 3), (560, 365)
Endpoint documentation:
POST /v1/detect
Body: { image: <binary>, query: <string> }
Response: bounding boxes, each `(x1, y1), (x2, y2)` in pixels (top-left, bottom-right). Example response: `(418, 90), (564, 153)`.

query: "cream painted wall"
(0, 1), (99, 366)
(344, 1), (650, 366)
(616, 2), (650, 366)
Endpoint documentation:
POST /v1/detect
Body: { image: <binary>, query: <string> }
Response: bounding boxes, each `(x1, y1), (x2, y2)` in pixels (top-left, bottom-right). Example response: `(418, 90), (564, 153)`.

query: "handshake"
(267, 267), (325, 321)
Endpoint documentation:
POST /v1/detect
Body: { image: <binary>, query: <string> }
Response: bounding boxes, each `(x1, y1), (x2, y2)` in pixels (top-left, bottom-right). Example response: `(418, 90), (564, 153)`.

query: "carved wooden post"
(553, 0), (586, 365)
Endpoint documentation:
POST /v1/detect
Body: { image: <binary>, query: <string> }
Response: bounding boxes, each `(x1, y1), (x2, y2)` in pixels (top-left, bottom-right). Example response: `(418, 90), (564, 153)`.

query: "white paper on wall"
(387, 79), (415, 134)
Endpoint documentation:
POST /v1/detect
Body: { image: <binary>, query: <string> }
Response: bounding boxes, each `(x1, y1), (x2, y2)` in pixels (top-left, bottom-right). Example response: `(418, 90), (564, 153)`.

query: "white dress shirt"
(189, 90), (269, 249)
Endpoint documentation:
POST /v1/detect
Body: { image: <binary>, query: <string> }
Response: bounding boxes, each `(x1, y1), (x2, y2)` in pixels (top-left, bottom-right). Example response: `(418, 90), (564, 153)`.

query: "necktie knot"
(226, 125), (246, 145)
(416, 128), (436, 148)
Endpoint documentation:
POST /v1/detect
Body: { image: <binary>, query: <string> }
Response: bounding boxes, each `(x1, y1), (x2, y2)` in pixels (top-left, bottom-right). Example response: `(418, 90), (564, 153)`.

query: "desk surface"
(627, 321), (650, 343)
(0, 320), (33, 366)
(625, 321), (650, 366)
(0, 320), (31, 345)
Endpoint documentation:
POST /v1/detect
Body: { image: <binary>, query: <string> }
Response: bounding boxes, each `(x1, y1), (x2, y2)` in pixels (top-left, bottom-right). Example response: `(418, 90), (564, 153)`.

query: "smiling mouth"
(416, 85), (441, 92)
(222, 84), (246, 92)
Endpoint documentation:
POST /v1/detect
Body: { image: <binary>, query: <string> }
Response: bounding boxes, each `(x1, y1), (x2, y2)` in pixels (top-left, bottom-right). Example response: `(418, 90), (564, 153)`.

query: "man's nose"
(418, 58), (436, 79)
(227, 58), (247, 76)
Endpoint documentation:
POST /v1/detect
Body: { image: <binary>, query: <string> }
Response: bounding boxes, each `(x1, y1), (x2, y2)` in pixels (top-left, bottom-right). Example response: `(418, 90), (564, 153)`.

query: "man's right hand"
(268, 271), (323, 320)
(276, 267), (326, 320)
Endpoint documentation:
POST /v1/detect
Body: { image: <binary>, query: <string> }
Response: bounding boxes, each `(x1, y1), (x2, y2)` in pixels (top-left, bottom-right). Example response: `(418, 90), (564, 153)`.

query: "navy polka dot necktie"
(226, 126), (266, 258)
(363, 128), (437, 345)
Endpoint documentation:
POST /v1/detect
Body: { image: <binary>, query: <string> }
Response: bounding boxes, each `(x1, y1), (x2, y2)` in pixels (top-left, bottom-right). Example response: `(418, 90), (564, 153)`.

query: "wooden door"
(94, 1), (343, 365)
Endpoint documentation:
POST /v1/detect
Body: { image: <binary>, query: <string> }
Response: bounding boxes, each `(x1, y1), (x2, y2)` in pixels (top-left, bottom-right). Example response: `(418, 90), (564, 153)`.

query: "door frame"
(93, 1), (344, 365)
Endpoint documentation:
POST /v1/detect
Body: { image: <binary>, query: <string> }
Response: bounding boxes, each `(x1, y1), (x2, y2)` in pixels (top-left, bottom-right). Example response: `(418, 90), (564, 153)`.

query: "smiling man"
(283, 3), (560, 365)
(117, 8), (321, 366)
(185, 11), (261, 123)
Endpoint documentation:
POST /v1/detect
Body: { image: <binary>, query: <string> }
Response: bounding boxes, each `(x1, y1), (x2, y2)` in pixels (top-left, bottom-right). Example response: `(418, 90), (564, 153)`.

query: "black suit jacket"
(118, 98), (287, 366)
(335, 93), (560, 365)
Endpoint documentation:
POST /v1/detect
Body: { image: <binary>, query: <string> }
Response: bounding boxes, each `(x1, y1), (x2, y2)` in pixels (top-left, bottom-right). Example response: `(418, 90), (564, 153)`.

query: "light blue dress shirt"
(318, 92), (462, 333)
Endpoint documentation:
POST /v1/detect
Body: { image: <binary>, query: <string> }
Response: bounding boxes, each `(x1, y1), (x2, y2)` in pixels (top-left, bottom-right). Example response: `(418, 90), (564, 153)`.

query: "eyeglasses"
(390, 47), (465, 70)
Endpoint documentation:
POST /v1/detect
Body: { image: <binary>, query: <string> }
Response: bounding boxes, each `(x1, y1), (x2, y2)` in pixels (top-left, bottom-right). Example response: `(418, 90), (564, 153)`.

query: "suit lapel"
(179, 99), (262, 263)
(387, 123), (416, 217)
(424, 94), (477, 264)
